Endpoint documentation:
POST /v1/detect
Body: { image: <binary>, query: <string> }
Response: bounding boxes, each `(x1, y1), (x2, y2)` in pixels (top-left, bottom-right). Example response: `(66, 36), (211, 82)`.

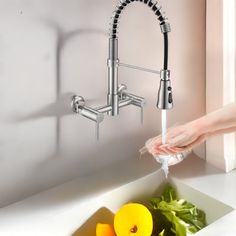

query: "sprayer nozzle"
(157, 70), (173, 110)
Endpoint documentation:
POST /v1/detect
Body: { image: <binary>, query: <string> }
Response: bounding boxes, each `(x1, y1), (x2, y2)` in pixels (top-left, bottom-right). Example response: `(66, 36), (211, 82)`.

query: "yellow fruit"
(96, 223), (116, 236)
(114, 203), (153, 236)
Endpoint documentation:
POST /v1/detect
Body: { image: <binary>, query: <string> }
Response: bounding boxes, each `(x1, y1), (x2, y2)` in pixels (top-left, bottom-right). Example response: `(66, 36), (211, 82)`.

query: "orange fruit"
(96, 223), (116, 236)
(114, 203), (153, 236)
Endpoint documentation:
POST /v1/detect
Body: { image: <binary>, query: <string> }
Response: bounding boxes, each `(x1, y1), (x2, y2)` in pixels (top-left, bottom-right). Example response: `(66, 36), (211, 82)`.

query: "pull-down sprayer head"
(157, 70), (173, 110)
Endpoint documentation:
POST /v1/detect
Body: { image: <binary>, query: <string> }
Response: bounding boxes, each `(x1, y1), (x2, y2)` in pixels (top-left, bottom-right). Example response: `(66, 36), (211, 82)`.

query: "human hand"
(146, 121), (208, 156)
(145, 102), (236, 156)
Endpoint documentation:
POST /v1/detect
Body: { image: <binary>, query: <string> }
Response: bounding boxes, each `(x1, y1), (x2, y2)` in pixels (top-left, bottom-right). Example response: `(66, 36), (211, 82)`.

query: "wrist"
(188, 116), (209, 137)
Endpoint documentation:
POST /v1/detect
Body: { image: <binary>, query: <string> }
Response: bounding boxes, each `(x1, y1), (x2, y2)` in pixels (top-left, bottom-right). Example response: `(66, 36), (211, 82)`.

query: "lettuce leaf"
(149, 185), (206, 236)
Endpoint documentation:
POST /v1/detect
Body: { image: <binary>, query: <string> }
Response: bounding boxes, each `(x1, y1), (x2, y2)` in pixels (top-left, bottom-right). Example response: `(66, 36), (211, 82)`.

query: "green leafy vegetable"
(148, 185), (207, 236)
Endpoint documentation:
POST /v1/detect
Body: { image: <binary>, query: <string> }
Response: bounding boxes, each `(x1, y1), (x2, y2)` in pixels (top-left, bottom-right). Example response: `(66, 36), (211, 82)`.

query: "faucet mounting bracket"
(71, 95), (85, 113)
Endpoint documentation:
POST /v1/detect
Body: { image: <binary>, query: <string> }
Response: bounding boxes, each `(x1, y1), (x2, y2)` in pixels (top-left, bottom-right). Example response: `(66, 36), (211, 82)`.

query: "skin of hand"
(147, 121), (209, 156)
(147, 102), (236, 156)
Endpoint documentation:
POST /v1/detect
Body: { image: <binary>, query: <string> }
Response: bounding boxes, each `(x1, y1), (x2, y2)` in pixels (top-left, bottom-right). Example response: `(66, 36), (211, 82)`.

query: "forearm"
(208, 126), (236, 137)
(194, 102), (236, 136)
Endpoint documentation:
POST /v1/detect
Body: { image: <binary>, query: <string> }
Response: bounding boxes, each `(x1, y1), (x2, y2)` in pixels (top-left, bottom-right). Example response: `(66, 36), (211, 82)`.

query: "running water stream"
(157, 110), (170, 178)
(161, 110), (167, 145)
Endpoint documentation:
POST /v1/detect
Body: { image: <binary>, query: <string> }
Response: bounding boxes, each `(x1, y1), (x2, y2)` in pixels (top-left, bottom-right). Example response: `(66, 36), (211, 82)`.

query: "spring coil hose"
(109, 0), (171, 70)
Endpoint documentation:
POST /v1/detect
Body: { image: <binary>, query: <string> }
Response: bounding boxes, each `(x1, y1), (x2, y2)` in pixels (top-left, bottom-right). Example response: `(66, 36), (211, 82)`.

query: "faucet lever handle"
(118, 84), (127, 100)
(125, 92), (145, 125)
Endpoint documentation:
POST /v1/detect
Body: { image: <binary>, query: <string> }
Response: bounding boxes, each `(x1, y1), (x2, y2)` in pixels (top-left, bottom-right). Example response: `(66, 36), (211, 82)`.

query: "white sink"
(73, 169), (234, 236)
(0, 155), (235, 236)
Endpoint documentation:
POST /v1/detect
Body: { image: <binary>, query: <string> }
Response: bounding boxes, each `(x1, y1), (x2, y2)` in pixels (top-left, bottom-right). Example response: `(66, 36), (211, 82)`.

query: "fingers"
(168, 146), (186, 153)
(146, 121), (208, 157)
(167, 133), (189, 147)
(158, 146), (174, 155)
(146, 136), (161, 148)
(146, 124), (200, 156)
(147, 134), (186, 156)
(151, 145), (183, 156)
(149, 146), (169, 156)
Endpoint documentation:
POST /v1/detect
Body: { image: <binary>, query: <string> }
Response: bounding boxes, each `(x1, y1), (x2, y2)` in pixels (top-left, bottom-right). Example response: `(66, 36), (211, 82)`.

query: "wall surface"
(0, 0), (206, 207)
(206, 0), (236, 172)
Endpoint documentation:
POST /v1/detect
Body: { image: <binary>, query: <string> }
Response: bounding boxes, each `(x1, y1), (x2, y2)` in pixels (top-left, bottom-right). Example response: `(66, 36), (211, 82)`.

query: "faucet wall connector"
(71, 95), (104, 140)
(71, 95), (104, 123)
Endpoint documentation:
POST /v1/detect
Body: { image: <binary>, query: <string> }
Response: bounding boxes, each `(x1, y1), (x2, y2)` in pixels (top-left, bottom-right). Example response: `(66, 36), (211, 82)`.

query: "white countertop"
(0, 154), (236, 236)
(171, 155), (236, 209)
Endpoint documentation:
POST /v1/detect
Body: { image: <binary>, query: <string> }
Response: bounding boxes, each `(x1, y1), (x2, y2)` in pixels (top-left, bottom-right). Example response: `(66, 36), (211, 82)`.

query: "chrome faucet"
(71, 0), (173, 139)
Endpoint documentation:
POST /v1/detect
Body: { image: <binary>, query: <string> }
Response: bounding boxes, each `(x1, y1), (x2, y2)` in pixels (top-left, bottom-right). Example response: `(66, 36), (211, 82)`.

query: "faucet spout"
(107, 0), (173, 115)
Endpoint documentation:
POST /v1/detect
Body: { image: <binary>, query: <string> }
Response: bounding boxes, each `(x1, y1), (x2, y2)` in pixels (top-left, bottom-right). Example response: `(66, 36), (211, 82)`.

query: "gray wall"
(0, 0), (206, 207)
